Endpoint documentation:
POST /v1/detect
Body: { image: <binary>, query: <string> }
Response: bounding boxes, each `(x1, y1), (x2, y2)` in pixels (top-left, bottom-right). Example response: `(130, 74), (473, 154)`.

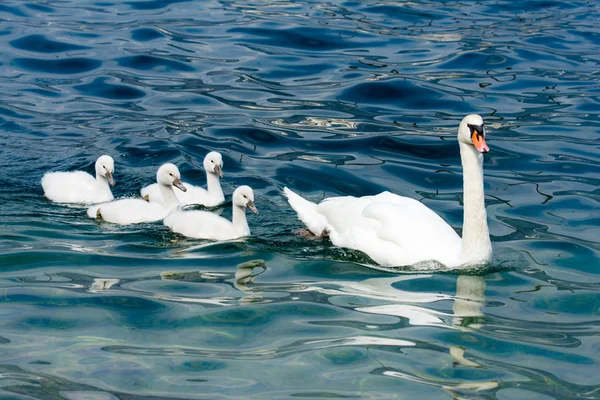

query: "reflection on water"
(0, 258), (599, 398)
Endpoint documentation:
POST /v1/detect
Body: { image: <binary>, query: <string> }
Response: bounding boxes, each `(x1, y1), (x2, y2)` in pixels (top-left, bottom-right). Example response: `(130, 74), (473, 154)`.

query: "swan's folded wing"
(317, 195), (385, 252)
(165, 211), (235, 240)
(363, 201), (461, 266)
(97, 199), (168, 224)
(140, 183), (162, 203)
(42, 171), (98, 203)
(317, 195), (374, 234)
(177, 184), (210, 206)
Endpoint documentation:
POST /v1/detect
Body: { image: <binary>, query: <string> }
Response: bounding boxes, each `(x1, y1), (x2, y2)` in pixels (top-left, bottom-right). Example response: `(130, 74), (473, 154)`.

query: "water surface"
(1, 0), (599, 399)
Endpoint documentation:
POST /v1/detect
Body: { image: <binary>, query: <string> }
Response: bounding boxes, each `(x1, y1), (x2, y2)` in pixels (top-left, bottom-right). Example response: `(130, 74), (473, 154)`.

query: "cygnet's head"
(95, 155), (115, 186)
(458, 114), (489, 154)
(233, 185), (258, 214)
(156, 163), (187, 192)
(203, 151), (224, 178)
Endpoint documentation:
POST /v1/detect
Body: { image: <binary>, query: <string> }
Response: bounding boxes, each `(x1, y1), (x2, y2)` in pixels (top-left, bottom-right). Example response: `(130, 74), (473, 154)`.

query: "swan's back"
(141, 182), (220, 206)
(165, 211), (241, 240)
(290, 190), (462, 267)
(42, 171), (112, 204)
(140, 183), (161, 202)
(178, 185), (211, 206)
(91, 198), (170, 224)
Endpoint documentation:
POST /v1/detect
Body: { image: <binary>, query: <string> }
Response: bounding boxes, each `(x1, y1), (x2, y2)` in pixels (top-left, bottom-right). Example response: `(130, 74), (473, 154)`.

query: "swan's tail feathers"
(87, 204), (102, 219)
(283, 187), (329, 236)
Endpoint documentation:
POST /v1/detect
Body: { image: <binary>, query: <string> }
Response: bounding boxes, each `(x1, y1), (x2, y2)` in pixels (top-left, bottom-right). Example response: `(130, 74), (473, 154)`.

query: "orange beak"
(471, 132), (489, 154)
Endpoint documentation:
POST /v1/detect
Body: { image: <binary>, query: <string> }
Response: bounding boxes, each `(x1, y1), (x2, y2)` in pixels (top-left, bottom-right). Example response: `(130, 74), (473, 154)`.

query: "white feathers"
(88, 163), (187, 225)
(284, 114), (493, 269)
(164, 186), (258, 240)
(42, 155), (115, 204)
(87, 198), (175, 224)
(283, 188), (463, 267)
(141, 151), (225, 207)
(47, 114), (493, 272)
(283, 187), (329, 236)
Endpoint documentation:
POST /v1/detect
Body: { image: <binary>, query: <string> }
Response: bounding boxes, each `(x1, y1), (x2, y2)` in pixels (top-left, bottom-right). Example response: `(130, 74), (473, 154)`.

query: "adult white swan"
(164, 185), (258, 240)
(42, 155), (115, 204)
(283, 114), (492, 269)
(140, 151), (225, 207)
(87, 163), (186, 224)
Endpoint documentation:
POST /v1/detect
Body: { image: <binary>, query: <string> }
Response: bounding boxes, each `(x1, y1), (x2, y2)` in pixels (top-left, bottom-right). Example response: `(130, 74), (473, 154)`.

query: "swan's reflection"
(234, 260), (267, 291)
(348, 273), (496, 393)
(450, 275), (486, 369)
(352, 274), (486, 328)
(453, 275), (486, 329)
(234, 259), (268, 304)
(88, 278), (119, 292)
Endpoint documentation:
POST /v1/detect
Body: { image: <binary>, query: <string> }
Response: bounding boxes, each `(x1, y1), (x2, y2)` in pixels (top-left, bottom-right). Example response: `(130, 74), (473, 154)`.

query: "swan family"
(43, 152), (256, 241)
(42, 114), (492, 269)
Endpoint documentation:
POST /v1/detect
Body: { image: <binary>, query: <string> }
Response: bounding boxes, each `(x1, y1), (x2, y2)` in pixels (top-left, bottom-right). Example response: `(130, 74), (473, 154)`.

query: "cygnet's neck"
(232, 204), (250, 236)
(95, 172), (113, 197)
(159, 183), (180, 211)
(459, 142), (492, 265)
(206, 171), (224, 202)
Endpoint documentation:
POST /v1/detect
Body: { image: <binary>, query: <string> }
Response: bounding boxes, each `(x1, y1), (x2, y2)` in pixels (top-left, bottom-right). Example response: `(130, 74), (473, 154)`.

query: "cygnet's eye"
(103, 165), (106, 169)
(169, 173), (173, 176)
(243, 195), (247, 199)
(211, 160), (214, 163)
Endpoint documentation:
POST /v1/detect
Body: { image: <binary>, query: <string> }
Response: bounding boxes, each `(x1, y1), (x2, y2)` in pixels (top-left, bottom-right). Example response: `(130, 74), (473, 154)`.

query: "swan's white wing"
(176, 184), (209, 206)
(141, 181), (218, 206)
(165, 211), (236, 240)
(362, 200), (461, 267)
(94, 198), (169, 224)
(140, 183), (162, 203)
(42, 171), (109, 203)
(312, 192), (461, 267)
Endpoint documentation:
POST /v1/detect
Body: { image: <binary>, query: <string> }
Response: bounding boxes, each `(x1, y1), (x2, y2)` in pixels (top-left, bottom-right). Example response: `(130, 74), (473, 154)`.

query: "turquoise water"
(1, 0), (600, 398)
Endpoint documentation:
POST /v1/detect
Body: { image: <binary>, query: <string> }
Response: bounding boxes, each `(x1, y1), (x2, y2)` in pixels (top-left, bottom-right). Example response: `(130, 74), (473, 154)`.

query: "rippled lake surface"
(1, 0), (599, 398)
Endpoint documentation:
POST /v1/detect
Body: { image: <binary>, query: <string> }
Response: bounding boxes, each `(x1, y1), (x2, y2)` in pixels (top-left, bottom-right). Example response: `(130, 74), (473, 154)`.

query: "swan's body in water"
(141, 151), (225, 207)
(42, 155), (115, 204)
(284, 114), (492, 269)
(164, 186), (258, 240)
(87, 163), (186, 224)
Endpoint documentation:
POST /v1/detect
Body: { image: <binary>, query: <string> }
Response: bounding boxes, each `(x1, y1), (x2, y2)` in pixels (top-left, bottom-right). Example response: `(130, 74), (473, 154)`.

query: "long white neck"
(159, 184), (180, 211)
(232, 205), (250, 236)
(95, 172), (113, 197)
(459, 142), (492, 265)
(206, 172), (224, 202)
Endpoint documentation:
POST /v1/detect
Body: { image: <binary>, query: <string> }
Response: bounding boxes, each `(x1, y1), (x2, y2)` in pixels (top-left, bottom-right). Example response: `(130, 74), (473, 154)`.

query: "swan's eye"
(243, 195), (247, 198)
(169, 173), (173, 176)
(467, 123), (484, 138)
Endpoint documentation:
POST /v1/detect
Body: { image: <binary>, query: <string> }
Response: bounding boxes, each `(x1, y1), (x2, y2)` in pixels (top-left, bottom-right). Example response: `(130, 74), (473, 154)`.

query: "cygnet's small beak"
(173, 177), (187, 192)
(246, 200), (258, 215)
(105, 170), (115, 186)
(214, 164), (224, 178)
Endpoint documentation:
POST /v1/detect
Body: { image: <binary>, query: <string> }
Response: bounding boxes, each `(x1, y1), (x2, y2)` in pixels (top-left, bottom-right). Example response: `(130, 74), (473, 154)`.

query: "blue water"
(1, 0), (599, 398)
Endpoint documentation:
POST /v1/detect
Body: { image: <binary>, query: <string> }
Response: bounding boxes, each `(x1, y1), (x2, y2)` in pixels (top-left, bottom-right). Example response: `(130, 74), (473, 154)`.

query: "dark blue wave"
(10, 34), (89, 53)
(13, 57), (101, 74)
